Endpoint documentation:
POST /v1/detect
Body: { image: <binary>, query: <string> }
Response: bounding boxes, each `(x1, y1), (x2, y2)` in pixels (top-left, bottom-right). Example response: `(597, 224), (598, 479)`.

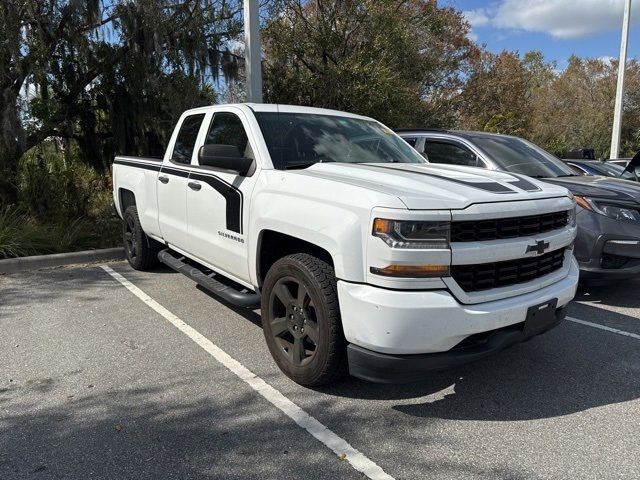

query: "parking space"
(2, 262), (639, 479)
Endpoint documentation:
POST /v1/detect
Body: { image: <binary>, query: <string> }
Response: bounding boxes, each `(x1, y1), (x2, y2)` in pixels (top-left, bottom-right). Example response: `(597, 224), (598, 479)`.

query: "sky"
(450, 0), (640, 68)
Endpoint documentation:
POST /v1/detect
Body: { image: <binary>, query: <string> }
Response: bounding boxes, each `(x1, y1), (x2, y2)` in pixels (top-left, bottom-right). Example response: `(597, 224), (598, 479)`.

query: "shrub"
(0, 141), (122, 259)
(0, 207), (51, 258)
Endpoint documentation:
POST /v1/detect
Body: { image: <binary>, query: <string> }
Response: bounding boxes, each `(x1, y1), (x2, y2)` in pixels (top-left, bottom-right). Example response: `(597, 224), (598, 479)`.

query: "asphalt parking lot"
(1, 262), (639, 480)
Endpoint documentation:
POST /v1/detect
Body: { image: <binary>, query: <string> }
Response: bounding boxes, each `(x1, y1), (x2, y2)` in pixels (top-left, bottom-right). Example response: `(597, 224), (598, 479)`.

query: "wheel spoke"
(271, 316), (289, 337)
(292, 337), (305, 365)
(304, 321), (319, 344)
(274, 282), (294, 306)
(297, 283), (308, 306)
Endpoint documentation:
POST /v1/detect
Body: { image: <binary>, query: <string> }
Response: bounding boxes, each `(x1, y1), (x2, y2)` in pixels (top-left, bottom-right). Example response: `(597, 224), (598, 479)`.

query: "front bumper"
(348, 306), (565, 383)
(337, 257), (579, 383)
(574, 210), (640, 280)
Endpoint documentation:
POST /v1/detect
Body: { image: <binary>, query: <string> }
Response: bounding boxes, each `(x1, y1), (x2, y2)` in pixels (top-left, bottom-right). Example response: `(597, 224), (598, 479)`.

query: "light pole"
(244, 0), (263, 103)
(610, 0), (632, 159)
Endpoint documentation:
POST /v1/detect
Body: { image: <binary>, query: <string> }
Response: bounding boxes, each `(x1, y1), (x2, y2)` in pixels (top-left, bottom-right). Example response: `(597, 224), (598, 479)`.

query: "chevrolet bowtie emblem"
(526, 240), (550, 255)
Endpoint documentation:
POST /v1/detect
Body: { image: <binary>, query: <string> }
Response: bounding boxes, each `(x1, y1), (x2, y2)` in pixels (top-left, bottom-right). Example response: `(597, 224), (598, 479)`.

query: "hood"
(297, 163), (569, 210)
(542, 175), (640, 203)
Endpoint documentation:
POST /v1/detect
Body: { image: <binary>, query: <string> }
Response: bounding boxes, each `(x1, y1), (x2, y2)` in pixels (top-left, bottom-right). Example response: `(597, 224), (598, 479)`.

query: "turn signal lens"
(574, 196), (592, 211)
(370, 264), (450, 278)
(373, 218), (392, 234)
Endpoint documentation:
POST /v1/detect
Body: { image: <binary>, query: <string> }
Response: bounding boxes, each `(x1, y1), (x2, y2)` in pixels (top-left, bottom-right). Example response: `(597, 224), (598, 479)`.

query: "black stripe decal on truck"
(189, 171), (244, 234)
(365, 164), (517, 194)
(113, 159), (244, 234)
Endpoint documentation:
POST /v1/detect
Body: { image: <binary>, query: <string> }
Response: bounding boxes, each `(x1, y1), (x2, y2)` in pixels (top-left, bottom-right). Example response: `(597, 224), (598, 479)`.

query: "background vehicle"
(562, 159), (639, 182)
(112, 105), (578, 385)
(397, 129), (640, 281)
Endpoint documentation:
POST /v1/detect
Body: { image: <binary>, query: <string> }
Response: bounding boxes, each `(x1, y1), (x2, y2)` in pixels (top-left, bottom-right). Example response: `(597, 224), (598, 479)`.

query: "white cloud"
(598, 55), (616, 66)
(464, 8), (491, 28)
(491, 0), (640, 39)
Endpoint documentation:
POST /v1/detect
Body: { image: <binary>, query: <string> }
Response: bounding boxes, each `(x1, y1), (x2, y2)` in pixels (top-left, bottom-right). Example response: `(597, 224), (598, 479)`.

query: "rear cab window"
(171, 114), (205, 164)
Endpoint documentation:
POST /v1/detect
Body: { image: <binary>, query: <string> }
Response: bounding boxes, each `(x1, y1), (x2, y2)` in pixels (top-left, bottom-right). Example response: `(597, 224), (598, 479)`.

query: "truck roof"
(181, 103), (374, 121)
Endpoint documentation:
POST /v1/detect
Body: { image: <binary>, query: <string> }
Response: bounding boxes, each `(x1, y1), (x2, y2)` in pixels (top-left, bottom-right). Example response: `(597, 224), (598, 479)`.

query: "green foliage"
(0, 142), (121, 259)
(262, 0), (477, 128)
(0, 207), (51, 259)
(459, 51), (640, 158)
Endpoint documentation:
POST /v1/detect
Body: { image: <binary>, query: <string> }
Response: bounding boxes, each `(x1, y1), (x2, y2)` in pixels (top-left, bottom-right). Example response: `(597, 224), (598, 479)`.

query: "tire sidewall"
(262, 257), (336, 384)
(123, 207), (144, 269)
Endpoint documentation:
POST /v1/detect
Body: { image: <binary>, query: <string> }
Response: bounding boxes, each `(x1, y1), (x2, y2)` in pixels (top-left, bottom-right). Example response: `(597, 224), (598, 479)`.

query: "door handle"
(188, 181), (201, 191)
(158, 175), (169, 184)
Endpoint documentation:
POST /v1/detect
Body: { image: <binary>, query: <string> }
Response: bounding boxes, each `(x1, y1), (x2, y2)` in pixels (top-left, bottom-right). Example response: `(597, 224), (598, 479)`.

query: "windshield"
(469, 134), (576, 178)
(254, 112), (426, 169)
(586, 162), (636, 180)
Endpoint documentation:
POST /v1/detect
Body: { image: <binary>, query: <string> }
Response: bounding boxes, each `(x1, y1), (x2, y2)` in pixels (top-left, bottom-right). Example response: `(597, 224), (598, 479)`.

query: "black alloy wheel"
(268, 276), (320, 367)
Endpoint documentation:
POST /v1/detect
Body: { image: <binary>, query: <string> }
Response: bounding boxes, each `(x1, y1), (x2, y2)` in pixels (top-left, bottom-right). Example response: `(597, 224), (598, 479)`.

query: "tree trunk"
(0, 86), (26, 207)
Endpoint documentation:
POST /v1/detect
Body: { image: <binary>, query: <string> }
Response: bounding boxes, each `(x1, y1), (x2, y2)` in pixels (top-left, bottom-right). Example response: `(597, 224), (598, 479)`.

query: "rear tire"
(122, 206), (161, 270)
(261, 253), (348, 386)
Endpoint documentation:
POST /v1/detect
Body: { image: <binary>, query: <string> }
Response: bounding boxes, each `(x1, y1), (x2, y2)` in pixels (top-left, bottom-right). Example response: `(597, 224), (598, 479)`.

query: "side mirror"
(624, 150), (640, 172)
(198, 144), (254, 176)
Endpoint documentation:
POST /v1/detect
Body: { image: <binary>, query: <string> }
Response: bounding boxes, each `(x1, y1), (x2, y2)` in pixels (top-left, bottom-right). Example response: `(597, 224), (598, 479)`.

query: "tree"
(261, 0), (477, 128)
(0, 0), (243, 204)
(529, 56), (640, 158)
(459, 50), (540, 136)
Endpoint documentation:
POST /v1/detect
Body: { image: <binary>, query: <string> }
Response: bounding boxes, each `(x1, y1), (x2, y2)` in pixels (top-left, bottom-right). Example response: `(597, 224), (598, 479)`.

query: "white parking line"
(100, 265), (394, 480)
(567, 316), (640, 341)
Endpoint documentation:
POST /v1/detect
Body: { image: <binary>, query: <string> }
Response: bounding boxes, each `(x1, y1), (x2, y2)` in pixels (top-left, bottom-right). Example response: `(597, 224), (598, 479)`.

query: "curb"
(0, 247), (125, 274)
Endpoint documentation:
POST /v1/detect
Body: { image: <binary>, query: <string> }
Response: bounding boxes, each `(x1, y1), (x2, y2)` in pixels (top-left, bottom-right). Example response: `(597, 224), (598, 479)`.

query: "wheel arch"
(119, 188), (137, 215)
(256, 230), (335, 287)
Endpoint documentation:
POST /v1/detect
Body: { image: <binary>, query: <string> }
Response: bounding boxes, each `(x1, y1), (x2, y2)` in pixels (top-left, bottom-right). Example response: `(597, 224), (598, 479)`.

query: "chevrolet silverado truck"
(112, 104), (579, 385)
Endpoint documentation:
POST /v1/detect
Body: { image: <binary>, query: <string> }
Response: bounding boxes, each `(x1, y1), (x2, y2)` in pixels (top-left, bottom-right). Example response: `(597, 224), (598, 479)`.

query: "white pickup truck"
(112, 103), (579, 385)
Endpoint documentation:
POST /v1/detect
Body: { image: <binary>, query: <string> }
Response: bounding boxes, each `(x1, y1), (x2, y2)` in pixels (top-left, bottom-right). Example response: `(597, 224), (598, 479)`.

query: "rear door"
(158, 113), (206, 249)
(186, 109), (260, 284)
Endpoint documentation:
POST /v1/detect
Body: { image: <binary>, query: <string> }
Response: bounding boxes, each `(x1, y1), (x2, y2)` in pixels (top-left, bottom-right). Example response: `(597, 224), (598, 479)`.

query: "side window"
(423, 141), (478, 167)
(204, 112), (252, 158)
(171, 114), (205, 164)
(403, 137), (418, 147)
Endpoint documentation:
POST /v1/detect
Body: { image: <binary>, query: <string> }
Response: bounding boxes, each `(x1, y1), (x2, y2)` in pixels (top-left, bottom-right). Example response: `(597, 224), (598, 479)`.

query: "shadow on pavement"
(576, 277), (640, 308)
(0, 377), (353, 480)
(320, 321), (640, 421)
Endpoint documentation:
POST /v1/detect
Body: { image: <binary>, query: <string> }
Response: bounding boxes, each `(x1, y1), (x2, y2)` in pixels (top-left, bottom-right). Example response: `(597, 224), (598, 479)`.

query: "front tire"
(261, 253), (348, 386)
(122, 206), (161, 270)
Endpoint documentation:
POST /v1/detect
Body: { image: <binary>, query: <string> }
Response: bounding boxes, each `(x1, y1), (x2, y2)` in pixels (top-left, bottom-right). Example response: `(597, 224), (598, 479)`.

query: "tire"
(261, 253), (348, 386)
(122, 205), (161, 270)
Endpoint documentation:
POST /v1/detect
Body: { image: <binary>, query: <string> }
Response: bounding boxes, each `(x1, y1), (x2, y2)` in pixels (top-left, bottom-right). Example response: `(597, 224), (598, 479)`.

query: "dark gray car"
(397, 129), (640, 281)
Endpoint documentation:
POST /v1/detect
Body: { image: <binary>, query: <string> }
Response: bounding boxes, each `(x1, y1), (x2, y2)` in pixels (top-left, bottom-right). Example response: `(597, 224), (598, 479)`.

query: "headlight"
(575, 196), (640, 222)
(372, 218), (450, 249)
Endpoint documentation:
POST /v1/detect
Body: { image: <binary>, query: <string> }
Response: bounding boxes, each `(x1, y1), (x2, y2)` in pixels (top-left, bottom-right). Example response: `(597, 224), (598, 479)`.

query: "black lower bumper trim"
(347, 307), (566, 384)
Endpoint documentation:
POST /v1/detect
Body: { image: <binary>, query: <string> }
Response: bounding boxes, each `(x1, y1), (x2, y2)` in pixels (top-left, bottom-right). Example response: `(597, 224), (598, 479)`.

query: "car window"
(423, 141), (477, 167)
(566, 163), (587, 175)
(403, 137), (418, 147)
(171, 114), (205, 164)
(205, 112), (252, 158)
(469, 135), (575, 178)
(254, 112), (425, 169)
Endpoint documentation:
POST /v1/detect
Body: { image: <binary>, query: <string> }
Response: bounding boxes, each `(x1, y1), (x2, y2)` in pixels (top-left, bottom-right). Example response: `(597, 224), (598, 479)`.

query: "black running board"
(158, 249), (260, 309)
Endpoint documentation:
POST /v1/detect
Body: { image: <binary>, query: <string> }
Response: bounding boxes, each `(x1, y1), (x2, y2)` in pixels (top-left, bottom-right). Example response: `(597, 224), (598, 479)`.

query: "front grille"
(451, 248), (566, 292)
(451, 211), (569, 242)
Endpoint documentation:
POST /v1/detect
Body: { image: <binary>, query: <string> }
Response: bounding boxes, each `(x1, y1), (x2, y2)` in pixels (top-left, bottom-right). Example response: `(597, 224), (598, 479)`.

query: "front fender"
(249, 194), (369, 285)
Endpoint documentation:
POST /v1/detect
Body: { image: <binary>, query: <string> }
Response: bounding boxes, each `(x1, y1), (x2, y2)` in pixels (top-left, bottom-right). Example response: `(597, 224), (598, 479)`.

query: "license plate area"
(524, 298), (558, 336)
